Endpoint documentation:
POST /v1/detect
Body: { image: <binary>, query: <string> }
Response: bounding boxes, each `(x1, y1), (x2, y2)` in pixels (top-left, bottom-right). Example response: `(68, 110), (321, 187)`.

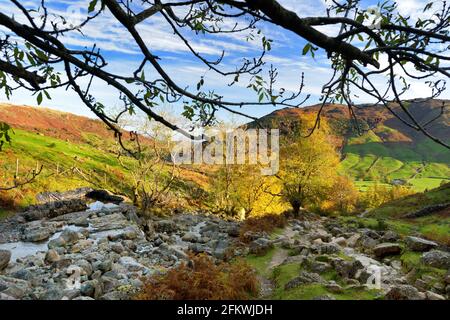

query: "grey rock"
(60, 229), (80, 244)
(425, 291), (445, 300)
(421, 250), (450, 269)
(22, 228), (52, 242)
(373, 243), (402, 258)
(0, 250), (11, 270)
(249, 238), (273, 255)
(213, 240), (231, 260)
(45, 249), (60, 264)
(405, 236), (438, 252)
(315, 243), (341, 254)
(182, 232), (200, 243)
(385, 285), (426, 300)
(284, 271), (325, 289)
(80, 279), (102, 299)
(154, 220), (178, 233)
(381, 230), (399, 242)
(48, 237), (67, 249)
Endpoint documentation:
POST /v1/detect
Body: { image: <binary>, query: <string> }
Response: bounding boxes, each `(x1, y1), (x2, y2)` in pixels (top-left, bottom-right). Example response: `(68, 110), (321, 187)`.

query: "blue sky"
(0, 0), (446, 126)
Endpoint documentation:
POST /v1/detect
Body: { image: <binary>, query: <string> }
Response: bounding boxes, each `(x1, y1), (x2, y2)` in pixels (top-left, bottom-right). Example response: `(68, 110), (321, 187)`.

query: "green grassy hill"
(250, 98), (450, 192)
(0, 108), (208, 218)
(341, 183), (450, 245)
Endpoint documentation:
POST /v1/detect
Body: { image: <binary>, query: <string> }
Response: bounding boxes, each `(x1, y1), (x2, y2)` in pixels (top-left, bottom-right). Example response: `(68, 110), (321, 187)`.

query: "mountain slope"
(250, 99), (450, 191)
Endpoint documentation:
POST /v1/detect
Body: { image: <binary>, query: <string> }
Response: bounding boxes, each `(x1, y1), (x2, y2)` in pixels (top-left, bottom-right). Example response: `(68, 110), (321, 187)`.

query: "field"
(341, 132), (450, 192)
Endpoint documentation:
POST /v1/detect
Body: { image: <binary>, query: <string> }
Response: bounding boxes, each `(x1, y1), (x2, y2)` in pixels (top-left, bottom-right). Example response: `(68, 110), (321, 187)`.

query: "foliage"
(278, 115), (340, 215)
(239, 214), (287, 243)
(135, 254), (259, 300)
(209, 163), (283, 218)
(321, 176), (359, 215)
(358, 183), (416, 210)
(0, 121), (12, 151)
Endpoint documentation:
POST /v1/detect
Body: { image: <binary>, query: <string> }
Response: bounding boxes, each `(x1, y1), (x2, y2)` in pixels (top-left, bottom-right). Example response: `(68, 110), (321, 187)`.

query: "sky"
(0, 0), (447, 126)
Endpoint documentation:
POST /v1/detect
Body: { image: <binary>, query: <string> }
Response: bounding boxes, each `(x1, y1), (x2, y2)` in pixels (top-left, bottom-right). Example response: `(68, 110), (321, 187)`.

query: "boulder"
(85, 189), (124, 204)
(385, 285), (426, 300)
(373, 243), (402, 258)
(22, 199), (87, 221)
(22, 228), (52, 242)
(182, 232), (200, 243)
(315, 243), (341, 254)
(0, 250), (11, 270)
(284, 271), (325, 289)
(421, 250), (450, 269)
(154, 220), (178, 234)
(249, 238), (273, 256)
(45, 249), (60, 264)
(381, 231), (399, 242)
(60, 229), (80, 245)
(425, 291), (445, 300)
(405, 236), (438, 252)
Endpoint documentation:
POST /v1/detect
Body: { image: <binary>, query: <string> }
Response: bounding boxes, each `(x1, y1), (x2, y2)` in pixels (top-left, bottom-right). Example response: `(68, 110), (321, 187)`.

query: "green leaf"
(302, 43), (312, 56)
(37, 92), (43, 105)
(88, 0), (98, 13)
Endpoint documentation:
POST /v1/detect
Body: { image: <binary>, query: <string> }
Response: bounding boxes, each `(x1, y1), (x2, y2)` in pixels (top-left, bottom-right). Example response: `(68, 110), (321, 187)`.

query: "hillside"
(0, 104), (207, 216)
(250, 98), (450, 191)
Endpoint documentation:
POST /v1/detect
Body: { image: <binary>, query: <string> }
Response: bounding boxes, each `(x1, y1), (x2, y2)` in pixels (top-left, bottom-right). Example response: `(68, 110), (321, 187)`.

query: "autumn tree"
(0, 0), (448, 152)
(278, 115), (340, 216)
(210, 163), (281, 218)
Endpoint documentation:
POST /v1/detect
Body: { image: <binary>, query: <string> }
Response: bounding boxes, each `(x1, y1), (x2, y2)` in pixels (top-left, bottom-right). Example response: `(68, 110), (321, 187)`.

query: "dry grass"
(239, 214), (287, 243)
(135, 254), (259, 300)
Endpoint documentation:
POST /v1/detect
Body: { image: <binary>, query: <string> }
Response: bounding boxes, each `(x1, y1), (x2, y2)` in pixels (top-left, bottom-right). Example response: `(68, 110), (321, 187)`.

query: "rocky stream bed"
(0, 194), (449, 300)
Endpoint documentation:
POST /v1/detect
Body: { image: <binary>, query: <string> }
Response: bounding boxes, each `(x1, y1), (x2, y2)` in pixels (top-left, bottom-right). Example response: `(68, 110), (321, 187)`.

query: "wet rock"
(385, 285), (426, 300)
(0, 250), (11, 270)
(405, 236), (438, 252)
(48, 237), (67, 249)
(373, 243), (402, 258)
(421, 250), (450, 269)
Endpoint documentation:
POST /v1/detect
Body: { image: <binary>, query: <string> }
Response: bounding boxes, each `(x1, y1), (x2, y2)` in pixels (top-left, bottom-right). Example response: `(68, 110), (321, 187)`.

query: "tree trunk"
(290, 199), (301, 218)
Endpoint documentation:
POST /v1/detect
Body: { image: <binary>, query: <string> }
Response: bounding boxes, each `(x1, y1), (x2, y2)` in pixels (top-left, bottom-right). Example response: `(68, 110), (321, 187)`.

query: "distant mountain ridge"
(249, 98), (450, 191)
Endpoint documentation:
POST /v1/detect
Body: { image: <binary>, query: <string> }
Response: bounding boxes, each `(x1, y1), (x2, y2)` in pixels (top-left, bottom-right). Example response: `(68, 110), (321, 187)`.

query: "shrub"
(239, 213), (287, 243)
(135, 254), (259, 300)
